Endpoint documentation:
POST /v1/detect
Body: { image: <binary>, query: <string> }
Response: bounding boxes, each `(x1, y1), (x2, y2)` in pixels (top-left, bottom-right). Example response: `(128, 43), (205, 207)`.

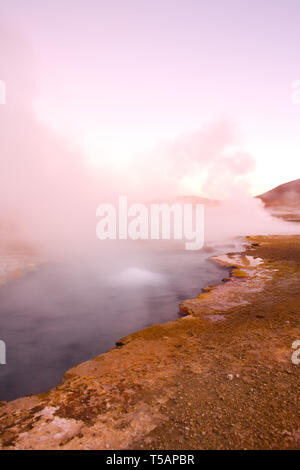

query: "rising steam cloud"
(0, 26), (298, 259)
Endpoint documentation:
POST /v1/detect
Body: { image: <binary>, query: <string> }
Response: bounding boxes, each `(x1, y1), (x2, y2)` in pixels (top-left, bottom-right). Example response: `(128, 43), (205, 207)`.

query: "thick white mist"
(0, 27), (299, 262)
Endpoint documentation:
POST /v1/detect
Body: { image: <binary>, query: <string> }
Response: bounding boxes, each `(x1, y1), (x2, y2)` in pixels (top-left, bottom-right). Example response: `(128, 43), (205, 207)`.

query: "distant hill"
(148, 179), (300, 222)
(257, 178), (300, 222)
(257, 179), (300, 207)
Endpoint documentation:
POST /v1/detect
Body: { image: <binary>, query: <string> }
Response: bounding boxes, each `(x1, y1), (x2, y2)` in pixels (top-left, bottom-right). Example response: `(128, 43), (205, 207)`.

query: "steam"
(0, 26), (298, 261)
(204, 196), (297, 245)
(157, 120), (256, 200)
(0, 27), (98, 257)
(111, 267), (166, 286)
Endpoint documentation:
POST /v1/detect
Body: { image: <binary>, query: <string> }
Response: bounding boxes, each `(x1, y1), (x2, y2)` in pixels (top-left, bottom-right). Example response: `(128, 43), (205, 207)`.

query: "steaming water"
(0, 242), (232, 401)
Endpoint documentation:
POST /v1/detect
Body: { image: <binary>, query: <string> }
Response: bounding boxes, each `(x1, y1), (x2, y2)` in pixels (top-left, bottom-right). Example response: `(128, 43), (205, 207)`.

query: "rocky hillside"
(257, 179), (300, 221)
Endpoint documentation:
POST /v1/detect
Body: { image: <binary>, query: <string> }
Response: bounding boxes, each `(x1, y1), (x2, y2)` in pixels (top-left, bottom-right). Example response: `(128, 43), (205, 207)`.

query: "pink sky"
(1, 0), (300, 195)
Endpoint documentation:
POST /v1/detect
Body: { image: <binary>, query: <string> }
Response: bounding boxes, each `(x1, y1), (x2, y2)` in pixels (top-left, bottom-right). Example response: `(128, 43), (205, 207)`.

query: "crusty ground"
(0, 235), (299, 450)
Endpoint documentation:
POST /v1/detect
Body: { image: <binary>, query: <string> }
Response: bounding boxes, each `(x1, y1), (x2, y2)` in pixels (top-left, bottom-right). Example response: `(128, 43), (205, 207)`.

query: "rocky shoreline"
(0, 235), (299, 449)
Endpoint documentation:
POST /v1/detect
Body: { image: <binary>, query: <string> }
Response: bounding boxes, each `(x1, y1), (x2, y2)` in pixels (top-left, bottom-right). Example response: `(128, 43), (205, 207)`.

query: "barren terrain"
(0, 236), (299, 450)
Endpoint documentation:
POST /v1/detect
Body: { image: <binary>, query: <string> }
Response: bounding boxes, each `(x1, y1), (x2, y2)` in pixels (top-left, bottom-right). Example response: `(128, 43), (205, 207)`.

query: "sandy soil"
(0, 235), (299, 450)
